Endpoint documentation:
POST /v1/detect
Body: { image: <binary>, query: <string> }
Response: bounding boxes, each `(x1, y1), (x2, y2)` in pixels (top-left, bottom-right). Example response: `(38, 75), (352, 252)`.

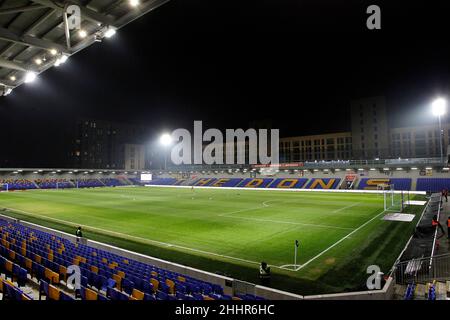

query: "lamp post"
(432, 97), (447, 163)
(160, 133), (172, 170)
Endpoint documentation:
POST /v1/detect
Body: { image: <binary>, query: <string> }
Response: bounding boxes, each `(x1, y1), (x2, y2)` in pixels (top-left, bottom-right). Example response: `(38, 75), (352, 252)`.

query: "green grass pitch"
(0, 186), (425, 295)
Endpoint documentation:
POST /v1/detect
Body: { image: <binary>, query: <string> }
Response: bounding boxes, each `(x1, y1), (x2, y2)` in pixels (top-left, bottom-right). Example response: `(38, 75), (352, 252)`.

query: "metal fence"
(393, 254), (450, 285)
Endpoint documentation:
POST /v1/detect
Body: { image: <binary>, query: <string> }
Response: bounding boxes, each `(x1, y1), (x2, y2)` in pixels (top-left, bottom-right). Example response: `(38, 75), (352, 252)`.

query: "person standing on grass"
(445, 189), (449, 202)
(76, 226), (83, 243)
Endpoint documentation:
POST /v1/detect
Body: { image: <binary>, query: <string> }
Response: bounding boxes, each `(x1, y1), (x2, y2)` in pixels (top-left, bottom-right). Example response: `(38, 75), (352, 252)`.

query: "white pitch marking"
(291, 208), (388, 271)
(1, 207), (269, 268)
(332, 202), (361, 213)
(220, 214), (354, 231)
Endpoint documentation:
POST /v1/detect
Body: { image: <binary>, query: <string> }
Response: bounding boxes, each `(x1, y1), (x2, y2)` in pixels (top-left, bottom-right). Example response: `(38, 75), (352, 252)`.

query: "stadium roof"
(0, 0), (169, 96)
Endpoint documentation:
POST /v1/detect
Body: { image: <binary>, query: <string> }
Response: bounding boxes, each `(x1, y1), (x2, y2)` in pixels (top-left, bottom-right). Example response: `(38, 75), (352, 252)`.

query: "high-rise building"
(350, 96), (390, 159)
(70, 120), (149, 169)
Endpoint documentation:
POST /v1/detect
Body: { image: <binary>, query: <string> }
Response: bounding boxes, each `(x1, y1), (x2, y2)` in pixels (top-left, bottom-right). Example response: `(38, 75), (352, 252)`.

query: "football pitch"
(0, 186), (425, 295)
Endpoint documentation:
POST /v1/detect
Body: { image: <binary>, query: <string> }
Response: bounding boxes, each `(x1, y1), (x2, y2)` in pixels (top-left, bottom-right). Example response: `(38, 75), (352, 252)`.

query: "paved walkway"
(436, 197), (450, 254)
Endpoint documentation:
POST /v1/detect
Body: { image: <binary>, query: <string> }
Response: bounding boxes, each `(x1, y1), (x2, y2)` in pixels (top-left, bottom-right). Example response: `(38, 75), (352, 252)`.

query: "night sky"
(1, 0), (450, 167)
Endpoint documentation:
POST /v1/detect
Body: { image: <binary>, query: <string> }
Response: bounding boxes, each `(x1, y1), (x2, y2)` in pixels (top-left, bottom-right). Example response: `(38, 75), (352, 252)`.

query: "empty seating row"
(0, 219), (262, 301)
(0, 178), (129, 191)
(357, 178), (412, 191)
(149, 177), (342, 189)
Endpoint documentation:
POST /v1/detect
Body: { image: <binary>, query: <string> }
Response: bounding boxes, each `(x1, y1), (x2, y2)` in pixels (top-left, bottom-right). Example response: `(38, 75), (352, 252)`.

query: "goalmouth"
(381, 184), (411, 212)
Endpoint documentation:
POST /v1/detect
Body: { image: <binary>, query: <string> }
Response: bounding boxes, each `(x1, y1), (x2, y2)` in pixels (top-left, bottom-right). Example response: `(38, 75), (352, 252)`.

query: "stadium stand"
(0, 175), (448, 192)
(416, 178), (450, 192)
(358, 178), (412, 191)
(100, 178), (127, 187)
(0, 219), (263, 301)
(0, 179), (37, 191)
(35, 179), (73, 189)
(306, 178), (341, 189)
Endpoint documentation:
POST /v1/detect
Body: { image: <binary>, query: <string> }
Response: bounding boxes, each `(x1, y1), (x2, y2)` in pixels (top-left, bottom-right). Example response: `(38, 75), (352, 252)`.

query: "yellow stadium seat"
(90, 266), (99, 274)
(45, 268), (59, 284)
(5, 260), (13, 273)
(59, 265), (67, 281)
(22, 294), (32, 301)
(166, 279), (175, 294)
(117, 270), (125, 278)
(112, 274), (122, 290)
(48, 285), (60, 301)
(85, 287), (98, 301)
(131, 289), (145, 300)
(150, 278), (159, 292)
(25, 258), (32, 271)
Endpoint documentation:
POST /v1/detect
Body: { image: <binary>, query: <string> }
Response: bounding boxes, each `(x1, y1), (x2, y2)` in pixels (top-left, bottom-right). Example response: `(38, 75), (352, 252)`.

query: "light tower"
(431, 97), (447, 163)
(160, 133), (173, 170)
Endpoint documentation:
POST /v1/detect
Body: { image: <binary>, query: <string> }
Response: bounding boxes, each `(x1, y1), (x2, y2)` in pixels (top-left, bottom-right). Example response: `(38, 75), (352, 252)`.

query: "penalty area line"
(1, 207), (266, 268)
(282, 208), (388, 272)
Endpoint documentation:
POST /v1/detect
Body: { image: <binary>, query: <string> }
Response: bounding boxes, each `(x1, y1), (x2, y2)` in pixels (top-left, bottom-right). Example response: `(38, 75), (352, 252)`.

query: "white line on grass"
(292, 208), (388, 271)
(220, 214), (354, 231)
(332, 202), (361, 213)
(1, 207), (266, 268)
(219, 200), (354, 230)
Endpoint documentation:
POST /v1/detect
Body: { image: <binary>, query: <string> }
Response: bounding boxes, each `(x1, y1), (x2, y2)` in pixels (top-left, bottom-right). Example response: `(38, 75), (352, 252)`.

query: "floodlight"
(35, 58), (43, 65)
(24, 72), (37, 83)
(78, 30), (87, 38)
(54, 55), (68, 67)
(129, 0), (140, 6)
(104, 27), (116, 38)
(160, 133), (172, 146)
(432, 97), (447, 116)
(50, 49), (58, 55)
(10, 75), (16, 81)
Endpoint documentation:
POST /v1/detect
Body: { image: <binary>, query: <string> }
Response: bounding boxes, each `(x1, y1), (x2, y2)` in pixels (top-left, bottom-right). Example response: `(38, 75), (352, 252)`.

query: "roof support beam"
(31, 0), (116, 27)
(0, 26), (69, 54)
(0, 58), (35, 72)
(0, 4), (47, 15)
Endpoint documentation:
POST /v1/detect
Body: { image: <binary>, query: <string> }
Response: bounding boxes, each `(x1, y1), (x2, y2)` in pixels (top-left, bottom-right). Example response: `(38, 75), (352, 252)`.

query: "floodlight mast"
(160, 133), (173, 170)
(432, 97), (447, 163)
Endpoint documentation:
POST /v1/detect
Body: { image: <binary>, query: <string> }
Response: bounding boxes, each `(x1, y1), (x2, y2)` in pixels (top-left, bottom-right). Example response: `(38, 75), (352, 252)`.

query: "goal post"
(383, 186), (406, 212)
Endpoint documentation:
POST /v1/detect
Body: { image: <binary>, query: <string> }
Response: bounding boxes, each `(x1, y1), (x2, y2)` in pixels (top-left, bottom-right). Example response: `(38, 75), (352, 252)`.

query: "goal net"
(383, 185), (409, 212)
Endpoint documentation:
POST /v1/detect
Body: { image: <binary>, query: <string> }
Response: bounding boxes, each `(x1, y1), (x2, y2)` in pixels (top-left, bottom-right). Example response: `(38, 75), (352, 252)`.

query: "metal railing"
(393, 254), (450, 285)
